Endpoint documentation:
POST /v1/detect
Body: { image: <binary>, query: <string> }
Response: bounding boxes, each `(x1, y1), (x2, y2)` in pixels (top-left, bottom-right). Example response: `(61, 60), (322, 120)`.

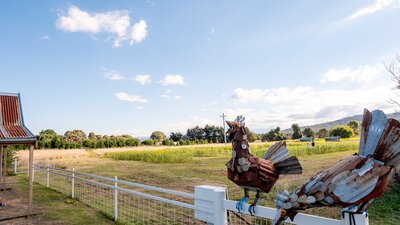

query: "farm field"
(17, 140), (400, 225)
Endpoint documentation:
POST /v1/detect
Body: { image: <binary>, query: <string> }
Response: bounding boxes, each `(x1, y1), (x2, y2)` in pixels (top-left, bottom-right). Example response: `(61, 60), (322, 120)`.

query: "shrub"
(330, 126), (354, 138)
(142, 139), (155, 146)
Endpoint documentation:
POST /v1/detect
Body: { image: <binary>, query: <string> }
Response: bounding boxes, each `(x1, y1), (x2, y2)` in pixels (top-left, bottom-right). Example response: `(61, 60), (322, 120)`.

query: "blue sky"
(1, 0), (400, 136)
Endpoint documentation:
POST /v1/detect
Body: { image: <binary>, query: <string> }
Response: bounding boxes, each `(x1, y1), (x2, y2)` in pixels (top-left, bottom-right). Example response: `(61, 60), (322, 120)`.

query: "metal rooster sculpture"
(273, 109), (400, 225)
(226, 116), (302, 215)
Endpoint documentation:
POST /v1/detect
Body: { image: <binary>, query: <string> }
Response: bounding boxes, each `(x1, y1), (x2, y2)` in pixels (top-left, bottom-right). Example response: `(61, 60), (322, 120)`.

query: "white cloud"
(349, 0), (398, 20)
(115, 92), (148, 103)
(159, 74), (185, 86)
(104, 70), (125, 80)
(211, 27), (215, 34)
(40, 35), (50, 40)
(232, 87), (312, 104)
(130, 20), (148, 45)
(162, 116), (219, 134)
(160, 94), (182, 101)
(320, 64), (385, 83)
(231, 80), (395, 130)
(132, 74), (151, 85)
(326, 0), (399, 32)
(56, 6), (148, 47)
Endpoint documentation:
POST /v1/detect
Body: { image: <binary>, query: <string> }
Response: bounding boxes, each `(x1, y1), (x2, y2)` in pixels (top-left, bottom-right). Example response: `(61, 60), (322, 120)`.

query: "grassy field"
(16, 140), (399, 225)
(104, 140), (359, 163)
(2, 176), (115, 225)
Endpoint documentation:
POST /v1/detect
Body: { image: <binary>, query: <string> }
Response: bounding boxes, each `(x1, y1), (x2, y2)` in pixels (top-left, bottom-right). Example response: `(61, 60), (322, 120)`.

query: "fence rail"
(33, 164), (368, 225)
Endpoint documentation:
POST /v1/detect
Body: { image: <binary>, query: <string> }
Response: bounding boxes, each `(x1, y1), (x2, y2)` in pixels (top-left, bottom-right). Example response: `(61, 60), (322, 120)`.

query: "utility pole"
(220, 113), (228, 145)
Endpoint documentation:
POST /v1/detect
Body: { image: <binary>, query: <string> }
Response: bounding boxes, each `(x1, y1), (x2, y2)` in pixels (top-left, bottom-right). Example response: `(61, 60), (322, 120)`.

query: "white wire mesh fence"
(34, 164), (206, 225)
(33, 164), (368, 225)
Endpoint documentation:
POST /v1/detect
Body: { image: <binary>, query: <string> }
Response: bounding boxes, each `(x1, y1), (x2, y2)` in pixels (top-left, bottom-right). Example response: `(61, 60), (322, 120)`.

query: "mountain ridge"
(282, 112), (400, 133)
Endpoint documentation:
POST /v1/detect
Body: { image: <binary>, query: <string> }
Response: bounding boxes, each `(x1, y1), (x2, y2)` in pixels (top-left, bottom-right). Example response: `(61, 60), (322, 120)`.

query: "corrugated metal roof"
(0, 92), (36, 145)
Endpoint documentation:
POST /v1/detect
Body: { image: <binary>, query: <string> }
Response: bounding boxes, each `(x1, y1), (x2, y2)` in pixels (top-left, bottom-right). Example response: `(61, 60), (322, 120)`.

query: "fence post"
(194, 185), (227, 225)
(341, 212), (369, 225)
(32, 162), (35, 182)
(14, 158), (17, 174)
(46, 164), (50, 188)
(71, 168), (75, 198)
(114, 176), (118, 221)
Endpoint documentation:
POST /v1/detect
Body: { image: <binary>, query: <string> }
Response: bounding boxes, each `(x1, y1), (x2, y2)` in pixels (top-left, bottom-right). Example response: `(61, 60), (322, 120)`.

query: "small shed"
(0, 92), (37, 214)
(298, 137), (312, 142)
(325, 136), (341, 142)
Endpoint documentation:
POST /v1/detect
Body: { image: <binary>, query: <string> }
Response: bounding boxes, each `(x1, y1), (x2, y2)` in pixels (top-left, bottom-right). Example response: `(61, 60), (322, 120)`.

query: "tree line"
(33, 120), (359, 149)
(144, 125), (258, 146)
(37, 129), (140, 149)
(260, 120), (359, 142)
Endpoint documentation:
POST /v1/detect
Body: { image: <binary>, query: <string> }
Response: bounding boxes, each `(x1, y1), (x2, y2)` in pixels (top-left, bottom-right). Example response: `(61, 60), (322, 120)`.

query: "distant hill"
(282, 112), (400, 133)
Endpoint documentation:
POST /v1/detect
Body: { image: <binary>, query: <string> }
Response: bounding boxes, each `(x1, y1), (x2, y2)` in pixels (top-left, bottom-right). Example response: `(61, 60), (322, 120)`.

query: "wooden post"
(0, 146), (2, 186)
(71, 168), (75, 198)
(28, 145), (34, 214)
(14, 158), (17, 174)
(114, 176), (118, 221)
(2, 147), (6, 189)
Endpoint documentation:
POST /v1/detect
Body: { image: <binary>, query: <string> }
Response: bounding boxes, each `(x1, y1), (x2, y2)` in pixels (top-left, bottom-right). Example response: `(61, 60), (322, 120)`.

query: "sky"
(1, 0), (400, 137)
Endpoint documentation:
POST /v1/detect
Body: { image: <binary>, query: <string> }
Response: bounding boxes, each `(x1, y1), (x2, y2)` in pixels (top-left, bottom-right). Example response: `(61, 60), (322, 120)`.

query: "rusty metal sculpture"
(226, 116), (302, 215)
(273, 109), (400, 225)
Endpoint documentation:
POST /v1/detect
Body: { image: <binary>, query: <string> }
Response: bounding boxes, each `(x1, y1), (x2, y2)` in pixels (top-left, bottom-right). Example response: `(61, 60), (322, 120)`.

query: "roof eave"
(0, 137), (37, 145)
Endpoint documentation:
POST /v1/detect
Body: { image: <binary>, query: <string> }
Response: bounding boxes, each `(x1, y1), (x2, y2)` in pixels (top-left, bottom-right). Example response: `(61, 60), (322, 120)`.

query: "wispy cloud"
(115, 92), (148, 103)
(159, 74), (185, 86)
(160, 88), (181, 101)
(349, 0), (398, 20)
(104, 69), (125, 80)
(162, 116), (219, 134)
(326, 0), (399, 32)
(56, 6), (148, 47)
(132, 74), (151, 85)
(39, 35), (50, 40)
(320, 64), (385, 83)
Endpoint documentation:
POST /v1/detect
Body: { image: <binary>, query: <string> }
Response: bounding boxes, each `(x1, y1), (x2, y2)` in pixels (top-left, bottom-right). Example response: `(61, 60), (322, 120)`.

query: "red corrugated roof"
(0, 93), (36, 145)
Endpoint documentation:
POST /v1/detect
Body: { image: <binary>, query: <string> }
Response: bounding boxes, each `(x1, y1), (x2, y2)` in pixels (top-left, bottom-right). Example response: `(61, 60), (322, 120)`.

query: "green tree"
(302, 128), (315, 138)
(170, 132), (183, 142)
(63, 130), (87, 143)
(38, 129), (58, 149)
(347, 120), (360, 135)
(330, 126), (354, 138)
(316, 128), (329, 138)
(142, 139), (155, 146)
(88, 132), (97, 140)
(261, 127), (285, 142)
(150, 131), (166, 143)
(291, 124), (302, 139)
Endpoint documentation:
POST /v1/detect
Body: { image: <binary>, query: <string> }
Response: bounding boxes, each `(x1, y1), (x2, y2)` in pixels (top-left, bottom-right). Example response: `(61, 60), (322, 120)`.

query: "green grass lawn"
(12, 175), (115, 225)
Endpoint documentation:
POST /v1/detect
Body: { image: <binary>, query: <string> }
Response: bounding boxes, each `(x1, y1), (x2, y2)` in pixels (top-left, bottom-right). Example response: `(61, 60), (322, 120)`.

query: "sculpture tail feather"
(263, 141), (302, 175)
(359, 109), (400, 167)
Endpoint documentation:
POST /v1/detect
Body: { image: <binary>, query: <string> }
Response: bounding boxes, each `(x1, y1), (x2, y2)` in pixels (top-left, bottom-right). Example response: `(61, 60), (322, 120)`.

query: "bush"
(316, 128), (329, 138)
(302, 128), (315, 138)
(330, 126), (354, 138)
(142, 139), (155, 146)
(162, 139), (174, 146)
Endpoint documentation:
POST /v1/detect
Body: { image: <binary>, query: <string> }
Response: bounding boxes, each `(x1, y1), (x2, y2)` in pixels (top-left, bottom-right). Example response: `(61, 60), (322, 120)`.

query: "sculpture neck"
(232, 138), (250, 152)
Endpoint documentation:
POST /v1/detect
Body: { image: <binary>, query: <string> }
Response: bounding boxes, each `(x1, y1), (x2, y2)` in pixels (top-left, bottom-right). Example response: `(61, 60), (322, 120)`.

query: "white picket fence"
(33, 164), (368, 225)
